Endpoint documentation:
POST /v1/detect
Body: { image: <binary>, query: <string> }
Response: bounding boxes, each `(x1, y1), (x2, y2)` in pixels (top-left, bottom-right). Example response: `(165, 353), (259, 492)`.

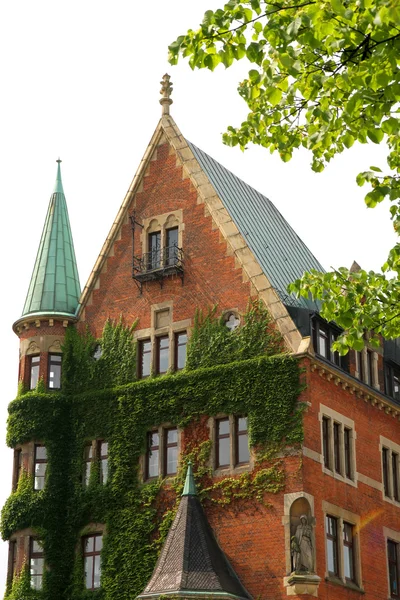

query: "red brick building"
(4, 77), (400, 600)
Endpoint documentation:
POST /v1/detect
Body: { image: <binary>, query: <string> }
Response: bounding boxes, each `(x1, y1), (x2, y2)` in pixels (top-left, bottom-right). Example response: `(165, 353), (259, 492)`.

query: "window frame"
(138, 339), (152, 379)
(155, 335), (170, 375)
(320, 406), (356, 487)
(174, 331), (187, 371)
(99, 441), (109, 485)
(29, 538), (44, 590)
(144, 426), (180, 481)
(211, 415), (251, 473)
(47, 353), (62, 390)
(385, 362), (400, 401)
(29, 355), (40, 390)
(381, 436), (400, 505)
(235, 416), (250, 466)
(388, 539), (400, 598)
(33, 444), (47, 491)
(323, 501), (362, 589)
(312, 317), (348, 371)
(83, 533), (103, 590)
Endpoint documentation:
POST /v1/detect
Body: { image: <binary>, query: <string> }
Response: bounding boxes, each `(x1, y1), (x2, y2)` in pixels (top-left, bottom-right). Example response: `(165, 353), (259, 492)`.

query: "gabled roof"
(21, 160), (81, 319)
(137, 464), (251, 600)
(188, 142), (322, 311)
(77, 113), (315, 353)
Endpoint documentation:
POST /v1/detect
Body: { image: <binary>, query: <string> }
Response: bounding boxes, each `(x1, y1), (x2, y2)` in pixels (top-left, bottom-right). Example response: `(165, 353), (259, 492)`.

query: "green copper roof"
(187, 141), (323, 310)
(22, 160), (81, 318)
(182, 462), (197, 496)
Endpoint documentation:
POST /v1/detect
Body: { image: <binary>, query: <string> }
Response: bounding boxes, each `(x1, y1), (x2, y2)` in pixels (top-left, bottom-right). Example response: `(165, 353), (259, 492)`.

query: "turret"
(12, 159), (80, 391)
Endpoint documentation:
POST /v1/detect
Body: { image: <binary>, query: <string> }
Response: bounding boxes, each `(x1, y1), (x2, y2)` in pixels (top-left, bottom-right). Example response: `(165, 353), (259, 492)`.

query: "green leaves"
(170, 0), (400, 348)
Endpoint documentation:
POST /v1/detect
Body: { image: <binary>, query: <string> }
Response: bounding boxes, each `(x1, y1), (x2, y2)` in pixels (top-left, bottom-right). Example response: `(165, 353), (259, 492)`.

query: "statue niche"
(290, 498), (315, 574)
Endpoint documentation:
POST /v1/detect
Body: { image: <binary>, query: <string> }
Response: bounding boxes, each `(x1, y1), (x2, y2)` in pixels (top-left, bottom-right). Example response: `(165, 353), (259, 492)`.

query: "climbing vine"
(2, 307), (303, 600)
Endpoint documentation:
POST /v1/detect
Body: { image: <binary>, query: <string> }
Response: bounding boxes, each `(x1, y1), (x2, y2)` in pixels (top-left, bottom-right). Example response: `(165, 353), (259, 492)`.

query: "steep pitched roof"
(77, 114), (315, 353)
(188, 142), (322, 311)
(137, 464), (251, 600)
(21, 160), (81, 319)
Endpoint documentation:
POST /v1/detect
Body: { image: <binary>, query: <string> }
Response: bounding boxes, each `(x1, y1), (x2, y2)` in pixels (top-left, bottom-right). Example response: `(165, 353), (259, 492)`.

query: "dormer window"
(311, 316), (348, 371)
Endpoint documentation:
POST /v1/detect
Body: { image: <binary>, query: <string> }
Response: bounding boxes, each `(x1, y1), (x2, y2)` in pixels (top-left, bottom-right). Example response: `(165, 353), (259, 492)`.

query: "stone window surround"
(354, 346), (380, 390)
(140, 209), (184, 257)
(322, 500), (363, 591)
(140, 424), (181, 482)
(319, 404), (357, 488)
(383, 525), (400, 599)
(380, 435), (400, 508)
(135, 301), (191, 375)
(207, 414), (253, 476)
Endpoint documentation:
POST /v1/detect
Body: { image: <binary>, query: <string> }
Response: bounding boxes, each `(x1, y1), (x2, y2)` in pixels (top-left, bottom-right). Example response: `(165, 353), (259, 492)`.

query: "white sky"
(0, 0), (396, 593)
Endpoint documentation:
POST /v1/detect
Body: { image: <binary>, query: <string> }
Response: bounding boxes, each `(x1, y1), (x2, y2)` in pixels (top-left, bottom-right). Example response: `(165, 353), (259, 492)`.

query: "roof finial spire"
(160, 73), (173, 116)
(54, 158), (64, 194)
(182, 461), (197, 496)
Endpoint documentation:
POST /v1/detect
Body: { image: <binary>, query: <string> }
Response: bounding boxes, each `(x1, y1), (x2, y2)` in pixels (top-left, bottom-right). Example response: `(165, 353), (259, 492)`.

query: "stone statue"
(291, 515), (314, 573)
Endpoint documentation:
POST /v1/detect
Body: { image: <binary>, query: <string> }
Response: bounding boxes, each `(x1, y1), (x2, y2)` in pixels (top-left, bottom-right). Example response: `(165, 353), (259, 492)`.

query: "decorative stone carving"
(291, 515), (314, 573)
(27, 341), (40, 355)
(48, 340), (62, 352)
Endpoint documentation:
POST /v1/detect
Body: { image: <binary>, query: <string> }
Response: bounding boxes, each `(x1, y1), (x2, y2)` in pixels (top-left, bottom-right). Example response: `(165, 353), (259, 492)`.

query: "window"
(333, 422), (341, 475)
(216, 418), (230, 468)
(34, 445), (47, 491)
(322, 416), (331, 469)
(320, 407), (355, 484)
(388, 540), (400, 598)
(146, 431), (160, 479)
(326, 516), (338, 576)
(365, 349), (373, 386)
(83, 441), (108, 486)
(236, 417), (250, 465)
(12, 448), (22, 491)
(156, 336), (169, 374)
(213, 415), (250, 471)
(29, 356), (40, 390)
(139, 340), (151, 379)
(148, 231), (161, 270)
(174, 332), (187, 371)
(145, 427), (179, 479)
(343, 522), (355, 582)
(225, 312), (240, 331)
(386, 363), (400, 401)
(382, 440), (400, 503)
(324, 506), (360, 587)
(164, 428), (178, 475)
(99, 441), (108, 485)
(83, 534), (102, 590)
(165, 227), (178, 266)
(312, 318), (348, 370)
(48, 354), (62, 389)
(30, 539), (44, 590)
(83, 443), (94, 487)
(344, 428), (352, 479)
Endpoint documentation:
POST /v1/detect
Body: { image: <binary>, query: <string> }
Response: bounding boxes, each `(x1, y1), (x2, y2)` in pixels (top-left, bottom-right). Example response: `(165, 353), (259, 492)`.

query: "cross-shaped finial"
(160, 73), (173, 116)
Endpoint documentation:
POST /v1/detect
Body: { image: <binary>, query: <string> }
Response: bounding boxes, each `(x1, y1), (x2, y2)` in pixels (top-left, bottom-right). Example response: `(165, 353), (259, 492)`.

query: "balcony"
(132, 245), (184, 292)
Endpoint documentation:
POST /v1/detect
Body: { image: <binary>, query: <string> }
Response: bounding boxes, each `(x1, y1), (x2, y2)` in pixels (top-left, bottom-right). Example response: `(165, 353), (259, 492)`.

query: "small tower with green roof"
(13, 160), (81, 391)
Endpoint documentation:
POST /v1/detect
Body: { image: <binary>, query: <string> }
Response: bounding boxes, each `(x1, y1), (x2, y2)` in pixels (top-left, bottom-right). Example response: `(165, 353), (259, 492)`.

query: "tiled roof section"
(188, 141), (323, 310)
(22, 161), (81, 318)
(138, 471), (251, 600)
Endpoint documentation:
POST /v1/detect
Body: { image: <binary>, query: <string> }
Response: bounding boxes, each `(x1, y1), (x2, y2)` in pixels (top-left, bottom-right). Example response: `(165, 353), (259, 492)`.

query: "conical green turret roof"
(21, 160), (81, 318)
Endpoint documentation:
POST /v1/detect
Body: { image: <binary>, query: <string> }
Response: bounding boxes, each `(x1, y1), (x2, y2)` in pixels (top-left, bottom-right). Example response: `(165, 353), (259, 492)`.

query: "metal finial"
(160, 73), (173, 116)
(56, 158), (62, 164)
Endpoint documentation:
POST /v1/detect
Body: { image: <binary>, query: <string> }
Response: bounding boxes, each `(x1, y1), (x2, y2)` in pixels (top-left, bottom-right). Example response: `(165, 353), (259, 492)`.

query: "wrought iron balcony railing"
(132, 245), (184, 292)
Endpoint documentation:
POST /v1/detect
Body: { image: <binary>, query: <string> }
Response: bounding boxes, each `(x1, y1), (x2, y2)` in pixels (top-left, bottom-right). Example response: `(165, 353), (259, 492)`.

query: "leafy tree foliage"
(169, 0), (400, 351)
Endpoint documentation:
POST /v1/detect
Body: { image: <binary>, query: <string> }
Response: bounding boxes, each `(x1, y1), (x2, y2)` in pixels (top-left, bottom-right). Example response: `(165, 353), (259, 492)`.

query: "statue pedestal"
(283, 573), (321, 596)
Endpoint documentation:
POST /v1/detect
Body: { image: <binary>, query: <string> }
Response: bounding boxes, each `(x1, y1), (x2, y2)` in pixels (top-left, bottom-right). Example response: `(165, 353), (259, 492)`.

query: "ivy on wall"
(2, 305), (303, 600)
